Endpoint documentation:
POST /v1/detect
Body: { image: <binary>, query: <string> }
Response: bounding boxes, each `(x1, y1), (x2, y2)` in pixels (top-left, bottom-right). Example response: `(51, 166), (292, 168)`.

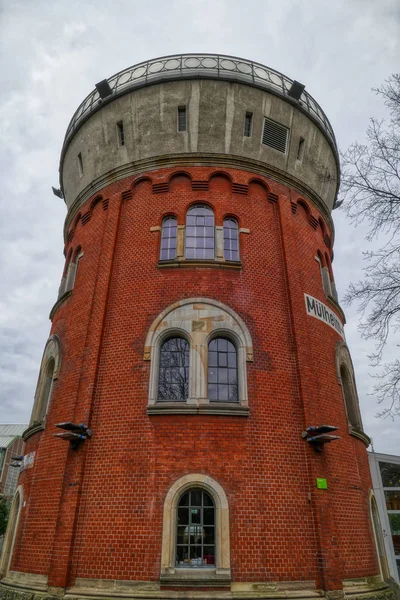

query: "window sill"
(148, 402), (249, 417)
(49, 290), (72, 320)
(349, 426), (370, 447)
(158, 259), (241, 270)
(160, 568), (231, 587)
(23, 421), (44, 442)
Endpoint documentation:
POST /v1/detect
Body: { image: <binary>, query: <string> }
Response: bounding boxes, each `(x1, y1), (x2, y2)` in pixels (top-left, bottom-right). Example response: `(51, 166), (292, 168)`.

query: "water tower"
(0, 54), (391, 600)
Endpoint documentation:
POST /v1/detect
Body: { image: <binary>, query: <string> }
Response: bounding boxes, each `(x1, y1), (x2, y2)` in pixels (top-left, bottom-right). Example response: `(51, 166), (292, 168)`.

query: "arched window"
(160, 216), (177, 260)
(176, 488), (215, 567)
(370, 493), (390, 580)
(161, 473), (231, 584)
(335, 342), (364, 433)
(30, 335), (62, 427)
(158, 337), (190, 402)
(185, 205), (214, 259)
(0, 486), (23, 577)
(145, 298), (253, 415)
(340, 364), (362, 429)
(223, 218), (239, 261)
(38, 358), (55, 421)
(208, 338), (238, 402)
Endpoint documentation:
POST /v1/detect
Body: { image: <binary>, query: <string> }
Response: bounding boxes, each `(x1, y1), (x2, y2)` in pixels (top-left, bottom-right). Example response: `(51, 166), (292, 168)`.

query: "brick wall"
(11, 166), (378, 590)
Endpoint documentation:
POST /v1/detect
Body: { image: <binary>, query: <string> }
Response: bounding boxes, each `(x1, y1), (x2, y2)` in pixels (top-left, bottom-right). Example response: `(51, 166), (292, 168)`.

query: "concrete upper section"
(60, 54), (340, 217)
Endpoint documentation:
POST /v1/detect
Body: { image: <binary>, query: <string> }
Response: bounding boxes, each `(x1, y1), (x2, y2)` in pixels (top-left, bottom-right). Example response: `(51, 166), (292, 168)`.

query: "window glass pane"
(176, 489), (215, 568)
(389, 514), (400, 555)
(160, 217), (177, 260)
(203, 547), (215, 564)
(176, 546), (188, 564)
(185, 206), (215, 259)
(385, 491), (400, 510)
(180, 492), (189, 505)
(203, 527), (215, 544)
(203, 508), (215, 525)
(380, 462), (400, 487)
(158, 337), (189, 401)
(191, 490), (202, 506)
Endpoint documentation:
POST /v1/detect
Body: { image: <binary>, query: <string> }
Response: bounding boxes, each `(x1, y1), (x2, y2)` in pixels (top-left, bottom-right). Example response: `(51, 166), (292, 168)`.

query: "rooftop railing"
(62, 53), (337, 152)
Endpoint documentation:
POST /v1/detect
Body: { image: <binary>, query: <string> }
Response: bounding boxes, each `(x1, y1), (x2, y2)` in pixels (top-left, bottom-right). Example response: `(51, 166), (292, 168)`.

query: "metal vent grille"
(262, 118), (288, 153)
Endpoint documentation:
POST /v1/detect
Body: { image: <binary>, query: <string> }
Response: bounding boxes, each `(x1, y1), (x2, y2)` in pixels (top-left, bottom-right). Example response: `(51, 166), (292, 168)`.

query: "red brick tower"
(0, 55), (392, 600)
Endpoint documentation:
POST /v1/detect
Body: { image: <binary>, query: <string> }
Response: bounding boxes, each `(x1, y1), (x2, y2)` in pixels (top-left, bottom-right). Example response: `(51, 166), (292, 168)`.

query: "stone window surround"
(0, 485), (23, 578)
(160, 473), (231, 586)
(144, 298), (253, 417)
(335, 341), (368, 444)
(29, 335), (62, 428)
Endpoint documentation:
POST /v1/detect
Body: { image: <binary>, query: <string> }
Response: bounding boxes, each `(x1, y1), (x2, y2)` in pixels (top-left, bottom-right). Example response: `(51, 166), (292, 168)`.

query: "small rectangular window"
(117, 121), (125, 146)
(297, 137), (305, 162)
(178, 106), (187, 132)
(262, 118), (288, 153)
(244, 112), (253, 137)
(77, 153), (84, 176)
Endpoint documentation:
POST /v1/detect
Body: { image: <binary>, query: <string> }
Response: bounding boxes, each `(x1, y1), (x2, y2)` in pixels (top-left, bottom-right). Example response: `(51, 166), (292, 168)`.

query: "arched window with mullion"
(185, 205), (214, 259)
(158, 337), (190, 402)
(208, 337), (238, 402)
(160, 216), (177, 260)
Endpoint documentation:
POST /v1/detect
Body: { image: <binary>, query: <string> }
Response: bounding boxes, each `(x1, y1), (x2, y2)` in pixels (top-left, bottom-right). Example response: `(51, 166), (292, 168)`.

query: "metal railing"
(62, 53), (337, 151)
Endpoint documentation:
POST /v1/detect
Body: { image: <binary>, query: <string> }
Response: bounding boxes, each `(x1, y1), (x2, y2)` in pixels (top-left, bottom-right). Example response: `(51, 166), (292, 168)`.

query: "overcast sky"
(0, 0), (399, 454)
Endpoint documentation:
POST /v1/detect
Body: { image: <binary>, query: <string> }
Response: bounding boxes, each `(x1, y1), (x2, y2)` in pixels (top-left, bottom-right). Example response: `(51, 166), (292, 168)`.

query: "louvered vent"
(262, 118), (288, 153)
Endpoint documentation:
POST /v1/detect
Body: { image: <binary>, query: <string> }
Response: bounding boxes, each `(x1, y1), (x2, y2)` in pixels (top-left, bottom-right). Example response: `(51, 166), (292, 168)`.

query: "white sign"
(21, 451), (36, 472)
(304, 294), (345, 340)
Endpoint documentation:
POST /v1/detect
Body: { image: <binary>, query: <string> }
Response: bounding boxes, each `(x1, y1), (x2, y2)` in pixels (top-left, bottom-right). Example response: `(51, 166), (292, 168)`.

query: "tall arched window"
(0, 486), (23, 577)
(30, 335), (62, 427)
(37, 358), (56, 421)
(223, 218), (239, 261)
(185, 205), (214, 259)
(340, 364), (362, 429)
(158, 337), (190, 401)
(160, 216), (177, 260)
(208, 338), (238, 402)
(176, 488), (215, 567)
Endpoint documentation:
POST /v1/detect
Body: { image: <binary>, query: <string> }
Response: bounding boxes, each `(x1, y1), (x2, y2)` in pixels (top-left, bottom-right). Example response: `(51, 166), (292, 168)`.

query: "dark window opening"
(117, 121), (125, 146)
(176, 489), (215, 568)
(297, 137), (305, 161)
(244, 112), (253, 137)
(178, 106), (187, 132)
(77, 152), (84, 176)
(158, 337), (189, 402)
(208, 338), (238, 402)
(160, 216), (177, 260)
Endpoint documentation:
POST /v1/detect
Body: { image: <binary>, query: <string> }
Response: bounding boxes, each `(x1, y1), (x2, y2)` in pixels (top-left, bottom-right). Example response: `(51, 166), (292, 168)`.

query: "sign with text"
(21, 451), (36, 472)
(304, 294), (345, 340)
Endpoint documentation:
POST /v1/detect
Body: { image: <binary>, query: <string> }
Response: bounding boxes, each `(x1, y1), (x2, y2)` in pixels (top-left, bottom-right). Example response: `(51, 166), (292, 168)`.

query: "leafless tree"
(340, 74), (400, 418)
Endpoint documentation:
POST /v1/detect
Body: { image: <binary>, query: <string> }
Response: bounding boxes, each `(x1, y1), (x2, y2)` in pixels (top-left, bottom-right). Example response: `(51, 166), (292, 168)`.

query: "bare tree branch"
(340, 74), (400, 419)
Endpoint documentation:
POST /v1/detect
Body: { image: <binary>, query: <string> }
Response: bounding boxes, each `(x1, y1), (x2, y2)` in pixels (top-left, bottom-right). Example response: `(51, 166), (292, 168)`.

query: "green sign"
(316, 478), (328, 489)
